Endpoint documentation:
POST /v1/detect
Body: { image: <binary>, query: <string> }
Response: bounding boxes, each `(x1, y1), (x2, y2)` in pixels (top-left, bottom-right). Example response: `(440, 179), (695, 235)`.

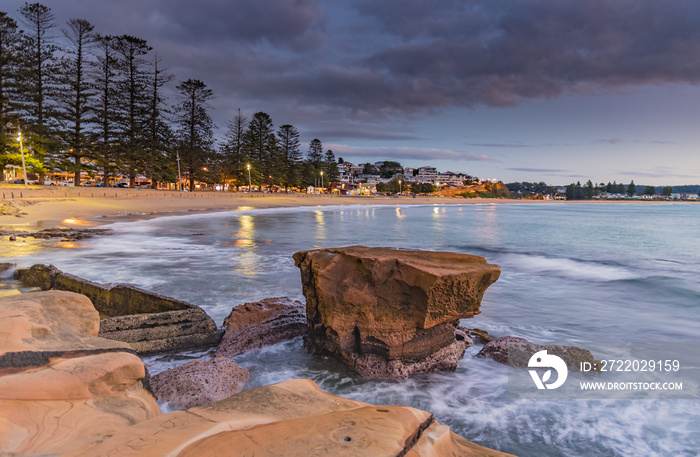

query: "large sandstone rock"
(293, 246), (500, 378)
(14, 264), (221, 354)
(151, 357), (251, 410)
(478, 336), (599, 370)
(216, 297), (306, 357)
(0, 291), (162, 456)
(66, 378), (514, 457)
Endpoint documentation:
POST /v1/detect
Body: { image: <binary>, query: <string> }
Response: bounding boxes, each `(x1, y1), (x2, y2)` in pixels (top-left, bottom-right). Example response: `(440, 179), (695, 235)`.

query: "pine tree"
(243, 112), (276, 190)
(142, 52), (174, 188)
(324, 149), (339, 185)
(56, 18), (96, 185)
(306, 138), (323, 165)
(17, 2), (60, 182)
(173, 78), (215, 191)
(277, 124), (301, 189)
(627, 180), (636, 196)
(0, 12), (22, 173)
(113, 34), (151, 187)
(221, 108), (247, 190)
(89, 35), (119, 185)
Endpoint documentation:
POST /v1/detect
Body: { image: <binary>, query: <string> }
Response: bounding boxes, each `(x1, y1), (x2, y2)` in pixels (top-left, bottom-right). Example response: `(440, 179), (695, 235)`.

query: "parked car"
(43, 180), (57, 186)
(11, 178), (25, 184)
(58, 181), (74, 187)
(114, 182), (128, 188)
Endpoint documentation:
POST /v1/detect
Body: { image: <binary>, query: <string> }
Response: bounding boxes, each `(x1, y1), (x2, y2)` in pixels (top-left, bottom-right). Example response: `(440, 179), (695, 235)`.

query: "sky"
(4, 0), (700, 185)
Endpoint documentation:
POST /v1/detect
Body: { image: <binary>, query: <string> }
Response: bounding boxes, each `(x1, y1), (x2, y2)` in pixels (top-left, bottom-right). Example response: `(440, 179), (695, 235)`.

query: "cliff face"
(294, 246), (501, 378)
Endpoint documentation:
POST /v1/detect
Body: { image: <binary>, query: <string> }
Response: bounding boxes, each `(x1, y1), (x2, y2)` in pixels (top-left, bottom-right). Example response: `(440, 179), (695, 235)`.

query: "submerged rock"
(14, 264), (221, 355)
(151, 357), (251, 410)
(0, 291), (161, 456)
(66, 378), (514, 457)
(462, 327), (494, 344)
(478, 336), (598, 370)
(293, 246), (500, 378)
(216, 297), (306, 357)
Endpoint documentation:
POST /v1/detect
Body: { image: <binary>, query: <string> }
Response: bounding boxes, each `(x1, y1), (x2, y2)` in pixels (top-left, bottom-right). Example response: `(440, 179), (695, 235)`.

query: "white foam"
(499, 253), (642, 282)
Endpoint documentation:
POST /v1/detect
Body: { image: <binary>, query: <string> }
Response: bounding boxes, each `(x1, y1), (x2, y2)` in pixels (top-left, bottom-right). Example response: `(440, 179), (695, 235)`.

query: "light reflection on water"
(3, 203), (700, 456)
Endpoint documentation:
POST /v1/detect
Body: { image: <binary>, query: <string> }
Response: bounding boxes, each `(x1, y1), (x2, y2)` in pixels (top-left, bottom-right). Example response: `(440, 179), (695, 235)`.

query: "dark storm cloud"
(4, 0), (700, 128)
(146, 0), (325, 51)
(347, 0), (700, 111)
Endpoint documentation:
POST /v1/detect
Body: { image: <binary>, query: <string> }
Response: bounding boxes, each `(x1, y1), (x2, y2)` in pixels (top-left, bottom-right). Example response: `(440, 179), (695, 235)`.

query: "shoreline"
(1, 186), (693, 232)
(0, 186), (531, 231)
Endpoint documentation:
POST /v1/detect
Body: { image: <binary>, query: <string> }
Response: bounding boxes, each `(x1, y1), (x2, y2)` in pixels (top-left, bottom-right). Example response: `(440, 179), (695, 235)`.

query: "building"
(416, 166), (438, 183)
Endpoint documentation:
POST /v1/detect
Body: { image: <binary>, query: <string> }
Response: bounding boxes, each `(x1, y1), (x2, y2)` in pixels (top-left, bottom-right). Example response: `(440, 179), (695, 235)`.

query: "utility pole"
(176, 152), (183, 191)
(17, 129), (29, 189)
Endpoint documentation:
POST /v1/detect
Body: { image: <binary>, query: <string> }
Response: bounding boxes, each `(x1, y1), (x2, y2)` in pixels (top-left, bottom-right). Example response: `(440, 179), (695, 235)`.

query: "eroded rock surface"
(293, 246), (500, 378)
(0, 291), (161, 456)
(151, 357), (251, 410)
(14, 264), (221, 354)
(478, 336), (598, 370)
(66, 378), (514, 457)
(216, 297), (306, 357)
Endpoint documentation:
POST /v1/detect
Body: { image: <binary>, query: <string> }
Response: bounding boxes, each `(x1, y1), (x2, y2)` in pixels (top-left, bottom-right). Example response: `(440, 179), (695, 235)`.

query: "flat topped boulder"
(294, 246), (500, 378)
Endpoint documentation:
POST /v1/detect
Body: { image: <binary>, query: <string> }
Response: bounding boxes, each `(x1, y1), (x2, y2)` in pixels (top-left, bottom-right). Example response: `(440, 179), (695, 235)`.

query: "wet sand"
(0, 186), (532, 231)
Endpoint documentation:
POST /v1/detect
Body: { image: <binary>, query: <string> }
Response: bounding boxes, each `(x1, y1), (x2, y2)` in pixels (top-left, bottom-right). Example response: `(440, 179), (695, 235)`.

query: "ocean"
(2, 202), (699, 456)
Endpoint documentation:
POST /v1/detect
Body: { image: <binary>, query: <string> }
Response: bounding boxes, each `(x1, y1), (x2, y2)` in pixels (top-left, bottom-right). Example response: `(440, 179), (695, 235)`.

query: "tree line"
(564, 180), (674, 200)
(0, 3), (338, 190)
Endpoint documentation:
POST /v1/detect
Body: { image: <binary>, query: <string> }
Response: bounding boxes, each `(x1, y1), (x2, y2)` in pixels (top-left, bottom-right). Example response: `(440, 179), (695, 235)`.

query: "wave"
(498, 253), (644, 282)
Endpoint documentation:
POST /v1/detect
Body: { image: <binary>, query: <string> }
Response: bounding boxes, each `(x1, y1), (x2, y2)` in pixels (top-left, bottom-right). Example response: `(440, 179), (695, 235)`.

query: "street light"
(247, 164), (252, 193)
(320, 171), (324, 192)
(176, 152), (182, 191)
(16, 129), (28, 189)
(398, 179), (402, 195)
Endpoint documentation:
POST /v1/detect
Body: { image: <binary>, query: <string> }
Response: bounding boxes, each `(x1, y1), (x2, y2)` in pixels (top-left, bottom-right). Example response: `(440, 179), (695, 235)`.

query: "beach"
(0, 185), (527, 231)
(1, 195), (699, 456)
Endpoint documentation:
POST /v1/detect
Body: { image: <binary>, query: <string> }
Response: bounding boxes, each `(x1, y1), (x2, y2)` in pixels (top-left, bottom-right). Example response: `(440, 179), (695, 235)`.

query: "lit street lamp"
(398, 179), (402, 195)
(16, 129), (28, 189)
(247, 163), (252, 193)
(320, 171), (324, 192)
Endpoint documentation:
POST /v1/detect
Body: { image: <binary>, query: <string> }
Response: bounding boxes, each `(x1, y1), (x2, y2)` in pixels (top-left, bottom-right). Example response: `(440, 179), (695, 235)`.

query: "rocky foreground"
(294, 246), (501, 378)
(0, 290), (513, 456)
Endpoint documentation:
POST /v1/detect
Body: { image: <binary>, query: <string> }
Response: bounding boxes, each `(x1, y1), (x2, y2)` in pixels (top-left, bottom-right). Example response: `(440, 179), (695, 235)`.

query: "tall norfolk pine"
(113, 34), (151, 188)
(17, 2), (59, 180)
(174, 78), (215, 190)
(277, 124), (301, 190)
(221, 108), (247, 190)
(88, 34), (118, 186)
(56, 18), (97, 185)
(243, 112), (277, 189)
(0, 12), (22, 162)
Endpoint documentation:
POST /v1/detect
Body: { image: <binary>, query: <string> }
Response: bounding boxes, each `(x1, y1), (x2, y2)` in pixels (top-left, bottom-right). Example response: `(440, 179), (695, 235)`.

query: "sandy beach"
(0, 185), (528, 231)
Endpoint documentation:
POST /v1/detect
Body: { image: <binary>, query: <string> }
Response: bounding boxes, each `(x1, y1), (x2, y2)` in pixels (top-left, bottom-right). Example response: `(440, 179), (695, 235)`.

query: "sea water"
(2, 202), (699, 456)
